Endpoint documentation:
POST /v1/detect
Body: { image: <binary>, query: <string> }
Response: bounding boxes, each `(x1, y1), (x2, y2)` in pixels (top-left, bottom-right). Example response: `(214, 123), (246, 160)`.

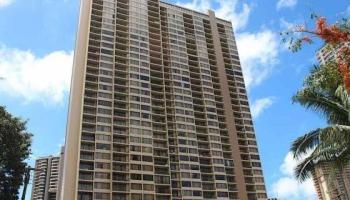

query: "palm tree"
(291, 63), (350, 198)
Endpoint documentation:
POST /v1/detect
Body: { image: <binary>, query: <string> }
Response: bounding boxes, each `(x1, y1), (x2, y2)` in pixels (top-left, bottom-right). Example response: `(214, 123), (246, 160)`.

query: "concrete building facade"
(31, 156), (61, 200)
(60, 0), (267, 199)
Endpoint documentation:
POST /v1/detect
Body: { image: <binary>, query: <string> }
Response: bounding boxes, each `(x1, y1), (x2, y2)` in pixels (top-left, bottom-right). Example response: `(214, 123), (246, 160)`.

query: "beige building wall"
(60, 0), (92, 199)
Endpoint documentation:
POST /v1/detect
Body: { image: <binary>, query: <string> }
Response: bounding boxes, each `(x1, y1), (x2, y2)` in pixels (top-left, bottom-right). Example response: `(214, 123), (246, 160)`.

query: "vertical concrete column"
(60, 0), (92, 199)
(208, 10), (248, 200)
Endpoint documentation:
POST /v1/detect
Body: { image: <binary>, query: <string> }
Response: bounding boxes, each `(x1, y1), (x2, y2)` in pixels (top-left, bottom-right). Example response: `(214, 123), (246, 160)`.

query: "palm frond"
(293, 125), (350, 182)
(295, 155), (315, 181)
(291, 129), (320, 159)
(293, 88), (349, 125)
(318, 125), (350, 146)
(335, 85), (350, 112)
(295, 144), (345, 182)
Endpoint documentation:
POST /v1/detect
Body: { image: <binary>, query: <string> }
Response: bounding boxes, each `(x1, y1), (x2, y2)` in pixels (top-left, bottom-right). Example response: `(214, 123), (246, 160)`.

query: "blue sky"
(0, 0), (349, 199)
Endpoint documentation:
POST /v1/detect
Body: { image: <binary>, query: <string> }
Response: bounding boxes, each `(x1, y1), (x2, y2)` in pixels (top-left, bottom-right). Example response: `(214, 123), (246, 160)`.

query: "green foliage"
(280, 31), (311, 53)
(0, 106), (32, 200)
(291, 64), (350, 182)
(304, 62), (341, 94)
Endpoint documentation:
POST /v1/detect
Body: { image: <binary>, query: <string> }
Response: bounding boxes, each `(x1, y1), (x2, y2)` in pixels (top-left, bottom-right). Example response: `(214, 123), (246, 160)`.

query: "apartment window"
(212, 151), (222, 157)
(141, 105), (150, 111)
(96, 125), (111, 132)
(142, 147), (152, 153)
(143, 174), (153, 181)
(131, 155), (141, 161)
(96, 143), (110, 150)
(141, 97), (150, 103)
(214, 167), (225, 172)
(130, 146), (141, 152)
(78, 182), (93, 190)
(142, 156), (153, 162)
(78, 192), (92, 200)
(99, 84), (112, 91)
(130, 111), (140, 118)
(143, 184), (154, 191)
(95, 172), (110, 179)
(94, 182), (110, 189)
(131, 174), (142, 180)
(182, 181), (191, 187)
(100, 55), (113, 64)
(183, 190), (192, 196)
(130, 164), (141, 170)
(193, 191), (202, 196)
(143, 130), (152, 136)
(98, 100), (112, 107)
(130, 128), (141, 135)
(96, 134), (111, 141)
(98, 92), (112, 99)
(80, 152), (94, 160)
(95, 162), (110, 169)
(100, 77), (112, 83)
(94, 193), (110, 199)
(130, 103), (140, 110)
(216, 183), (227, 189)
(130, 137), (141, 143)
(95, 152), (110, 160)
(98, 108), (111, 115)
(217, 192), (228, 197)
(142, 138), (152, 144)
(130, 96), (140, 102)
(213, 158), (224, 164)
(131, 183), (142, 190)
(101, 36), (113, 43)
(80, 162), (93, 170)
(97, 117), (111, 124)
(142, 165), (153, 172)
(131, 194), (142, 200)
(140, 75), (149, 81)
(178, 160), (189, 168)
(215, 175), (225, 180)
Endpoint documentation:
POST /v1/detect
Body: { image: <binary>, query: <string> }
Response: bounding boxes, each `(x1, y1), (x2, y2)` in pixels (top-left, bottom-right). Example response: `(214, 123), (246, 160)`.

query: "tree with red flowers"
(284, 16), (350, 91)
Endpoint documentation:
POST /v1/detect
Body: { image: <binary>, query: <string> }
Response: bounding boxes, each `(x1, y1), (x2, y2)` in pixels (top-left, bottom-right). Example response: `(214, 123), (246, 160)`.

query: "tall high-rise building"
(316, 44), (348, 65)
(31, 156), (61, 200)
(316, 45), (339, 65)
(61, 0), (267, 199)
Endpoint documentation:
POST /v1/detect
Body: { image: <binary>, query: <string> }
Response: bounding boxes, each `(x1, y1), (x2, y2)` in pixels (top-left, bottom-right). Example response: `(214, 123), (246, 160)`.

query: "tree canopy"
(0, 106), (32, 200)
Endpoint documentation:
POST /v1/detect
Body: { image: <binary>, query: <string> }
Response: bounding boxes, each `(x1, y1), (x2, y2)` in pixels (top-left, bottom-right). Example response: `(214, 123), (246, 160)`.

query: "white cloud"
(177, 0), (251, 31)
(0, 0), (14, 8)
(236, 30), (279, 88)
(276, 0), (297, 10)
(271, 152), (317, 200)
(251, 97), (274, 118)
(279, 18), (296, 30)
(0, 46), (73, 104)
